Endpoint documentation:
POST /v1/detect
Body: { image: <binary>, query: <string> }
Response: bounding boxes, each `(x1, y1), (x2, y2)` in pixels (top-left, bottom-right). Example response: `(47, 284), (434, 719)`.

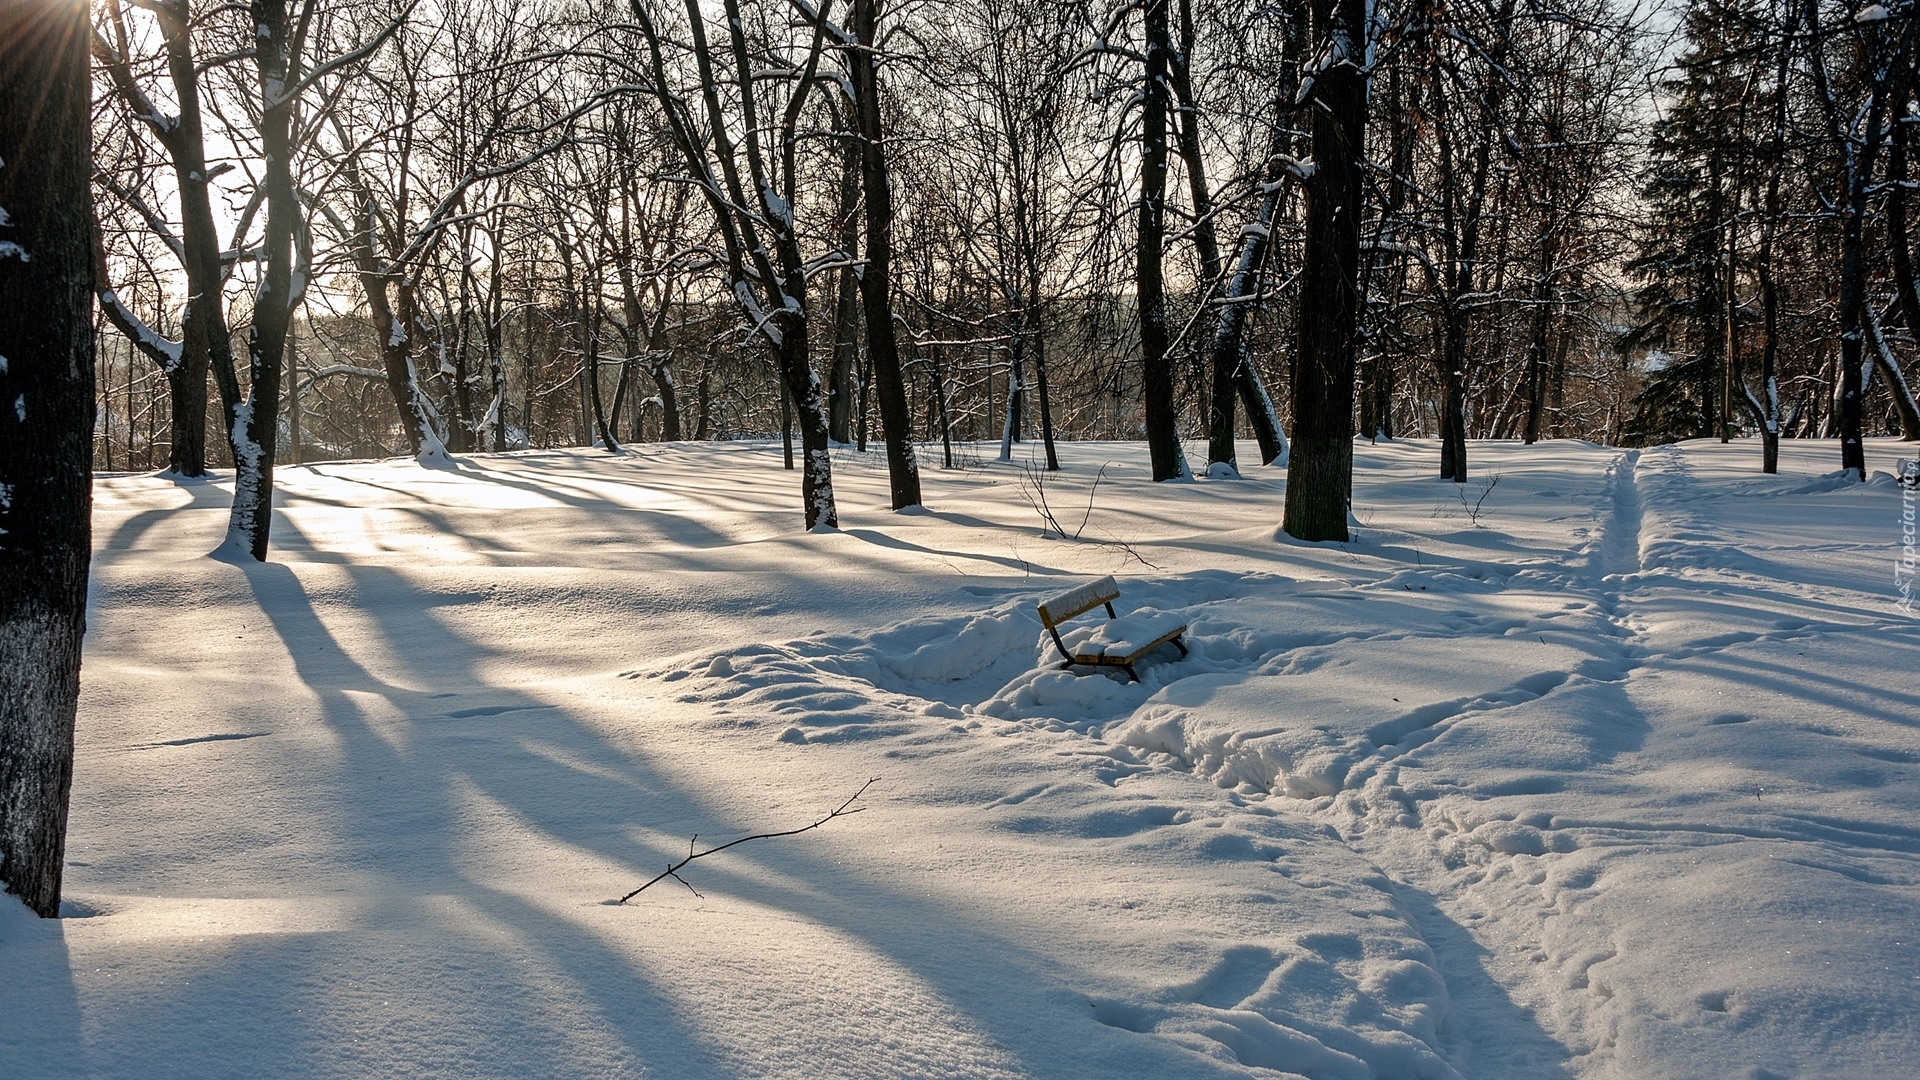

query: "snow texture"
(3, 436), (1917, 1079)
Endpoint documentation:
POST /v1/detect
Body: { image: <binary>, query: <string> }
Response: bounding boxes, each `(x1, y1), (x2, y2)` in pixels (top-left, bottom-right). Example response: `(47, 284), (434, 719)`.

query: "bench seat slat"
(1070, 611), (1188, 664)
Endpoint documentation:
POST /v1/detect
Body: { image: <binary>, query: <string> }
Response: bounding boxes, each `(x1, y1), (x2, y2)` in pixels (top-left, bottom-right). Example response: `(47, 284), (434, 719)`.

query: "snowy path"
(4, 437), (1917, 1079)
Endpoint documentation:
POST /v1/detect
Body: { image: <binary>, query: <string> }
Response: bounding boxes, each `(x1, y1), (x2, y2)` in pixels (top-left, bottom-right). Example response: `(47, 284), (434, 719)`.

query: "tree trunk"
(695, 360), (712, 440)
(449, 226), (478, 453)
(1175, 0), (1288, 471)
(1207, 148), (1291, 469)
(1752, 177), (1781, 474)
(1839, 174), (1872, 477)
(856, 322), (872, 452)
(1523, 237), (1556, 444)
(349, 183), (443, 461)
(850, 0), (923, 508)
(1282, 0), (1366, 541)
(651, 362), (682, 441)
(225, 0), (297, 561)
(165, 362), (210, 474)
(584, 296), (619, 453)
(486, 256), (507, 453)
(0, 0), (94, 918)
(1028, 267), (1060, 470)
(776, 327), (836, 528)
(1438, 358), (1467, 483)
(1722, 191), (1737, 444)
(829, 276), (857, 444)
(286, 311), (301, 464)
(998, 327), (1025, 461)
(781, 367), (794, 469)
(828, 136), (861, 446)
(1167, 0), (1234, 473)
(1138, 0), (1189, 481)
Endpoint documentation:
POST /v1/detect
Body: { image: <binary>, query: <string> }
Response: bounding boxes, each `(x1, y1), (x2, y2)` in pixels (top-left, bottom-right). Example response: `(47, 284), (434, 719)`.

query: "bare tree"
(224, 0), (310, 559)
(1805, 0), (1920, 476)
(90, 0), (254, 478)
(1137, 0), (1190, 481)
(1282, 0), (1368, 540)
(627, 0), (841, 528)
(843, 0), (924, 508)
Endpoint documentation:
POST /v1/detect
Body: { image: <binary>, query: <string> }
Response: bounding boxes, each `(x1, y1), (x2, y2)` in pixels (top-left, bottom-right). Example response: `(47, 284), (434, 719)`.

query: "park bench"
(1037, 575), (1187, 682)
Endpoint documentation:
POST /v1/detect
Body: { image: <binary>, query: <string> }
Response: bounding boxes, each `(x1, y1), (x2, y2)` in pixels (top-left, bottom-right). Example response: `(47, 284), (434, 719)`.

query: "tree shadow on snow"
(217, 535), (1320, 1078)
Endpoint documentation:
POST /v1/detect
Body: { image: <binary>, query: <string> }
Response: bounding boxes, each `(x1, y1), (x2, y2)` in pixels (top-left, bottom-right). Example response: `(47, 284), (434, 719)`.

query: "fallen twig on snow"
(614, 778), (878, 903)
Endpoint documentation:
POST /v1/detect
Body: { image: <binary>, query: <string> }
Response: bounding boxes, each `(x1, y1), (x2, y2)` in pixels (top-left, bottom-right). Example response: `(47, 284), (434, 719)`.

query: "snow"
(4, 436), (1918, 1078)
(1063, 609), (1187, 663)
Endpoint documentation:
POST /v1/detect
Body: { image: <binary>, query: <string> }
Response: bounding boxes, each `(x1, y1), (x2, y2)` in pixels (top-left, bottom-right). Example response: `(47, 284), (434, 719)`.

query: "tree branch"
(615, 778), (877, 903)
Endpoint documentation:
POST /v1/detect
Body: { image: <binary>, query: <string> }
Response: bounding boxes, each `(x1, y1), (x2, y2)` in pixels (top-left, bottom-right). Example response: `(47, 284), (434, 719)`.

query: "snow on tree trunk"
(225, 0), (298, 560)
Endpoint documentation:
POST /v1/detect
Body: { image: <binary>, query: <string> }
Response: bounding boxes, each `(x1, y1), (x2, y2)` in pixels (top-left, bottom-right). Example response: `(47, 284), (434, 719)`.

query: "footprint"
(1088, 997), (1157, 1033)
(1184, 945), (1279, 1010)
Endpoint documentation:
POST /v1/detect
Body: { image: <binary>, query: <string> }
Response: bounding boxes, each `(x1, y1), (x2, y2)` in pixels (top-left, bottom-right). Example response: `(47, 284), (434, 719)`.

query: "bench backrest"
(1038, 575), (1120, 629)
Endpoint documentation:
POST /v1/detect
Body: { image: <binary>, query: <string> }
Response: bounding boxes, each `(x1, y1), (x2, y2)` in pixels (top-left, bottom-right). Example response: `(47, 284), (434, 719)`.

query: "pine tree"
(1622, 0), (1757, 446)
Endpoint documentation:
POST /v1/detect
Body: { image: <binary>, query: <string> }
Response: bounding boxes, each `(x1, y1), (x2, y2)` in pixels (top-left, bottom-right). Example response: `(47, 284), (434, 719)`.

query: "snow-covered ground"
(4, 435), (1917, 1079)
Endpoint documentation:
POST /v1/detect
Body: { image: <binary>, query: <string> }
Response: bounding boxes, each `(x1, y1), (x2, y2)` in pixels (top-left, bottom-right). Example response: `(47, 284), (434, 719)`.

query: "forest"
(80, 0), (1920, 549)
(6, 3), (1920, 1076)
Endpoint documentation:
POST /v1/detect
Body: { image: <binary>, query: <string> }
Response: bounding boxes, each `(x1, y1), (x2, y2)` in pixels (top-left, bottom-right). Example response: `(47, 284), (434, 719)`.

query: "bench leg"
(1172, 635), (1189, 658)
(1122, 664), (1139, 683)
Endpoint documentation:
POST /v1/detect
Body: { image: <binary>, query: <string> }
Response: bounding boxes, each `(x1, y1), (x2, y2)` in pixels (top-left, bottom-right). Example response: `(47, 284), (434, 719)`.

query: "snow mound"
(1105, 638), (1593, 800)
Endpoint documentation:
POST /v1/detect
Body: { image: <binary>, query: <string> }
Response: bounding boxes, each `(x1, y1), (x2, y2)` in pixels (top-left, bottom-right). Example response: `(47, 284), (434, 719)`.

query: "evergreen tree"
(1621, 0), (1760, 446)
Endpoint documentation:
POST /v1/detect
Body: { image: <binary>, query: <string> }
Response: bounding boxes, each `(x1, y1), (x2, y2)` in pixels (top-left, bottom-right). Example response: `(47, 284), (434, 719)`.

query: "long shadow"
(417, 459), (758, 553)
(227, 539), (1178, 1076)
(1665, 647), (1920, 731)
(234, 541), (1284, 1077)
(93, 472), (1601, 1077)
(227, 555), (739, 1078)
(99, 478), (230, 553)
(843, 527), (1074, 576)
(1386, 882), (1579, 1079)
(292, 462), (768, 574)
(0, 911), (87, 1078)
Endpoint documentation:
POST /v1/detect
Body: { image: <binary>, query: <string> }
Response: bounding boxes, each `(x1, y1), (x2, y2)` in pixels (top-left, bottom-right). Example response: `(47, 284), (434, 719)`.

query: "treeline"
(88, 0), (1920, 550)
